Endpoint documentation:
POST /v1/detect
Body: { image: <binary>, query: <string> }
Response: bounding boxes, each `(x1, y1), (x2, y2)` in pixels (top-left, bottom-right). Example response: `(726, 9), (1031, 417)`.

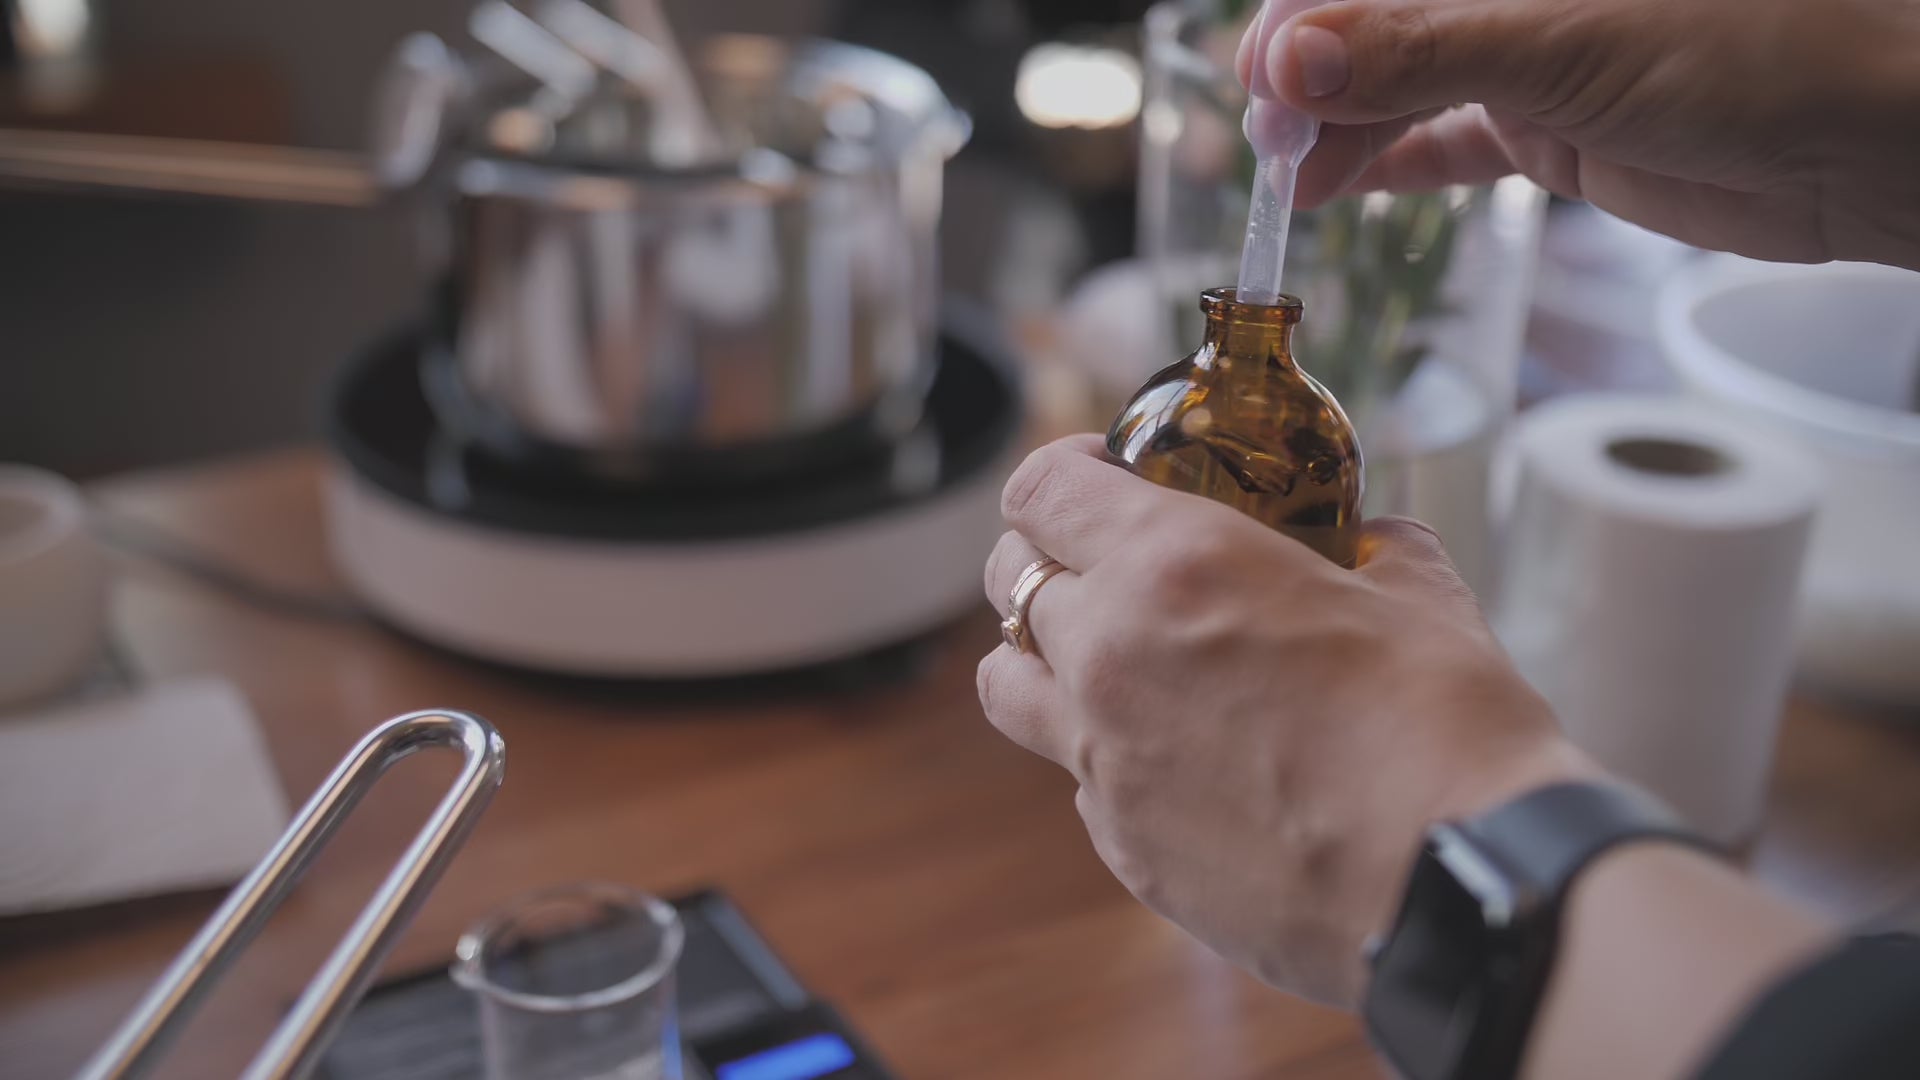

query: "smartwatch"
(1360, 781), (1717, 1080)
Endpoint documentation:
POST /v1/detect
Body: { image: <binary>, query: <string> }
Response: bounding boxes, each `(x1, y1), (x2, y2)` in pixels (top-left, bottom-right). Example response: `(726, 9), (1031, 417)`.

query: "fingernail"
(1291, 25), (1351, 98)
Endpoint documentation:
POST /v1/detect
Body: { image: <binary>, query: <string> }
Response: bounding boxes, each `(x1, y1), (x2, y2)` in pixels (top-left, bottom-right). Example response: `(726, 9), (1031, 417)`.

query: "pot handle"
(927, 106), (974, 160)
(0, 27), (462, 208)
(0, 128), (382, 208)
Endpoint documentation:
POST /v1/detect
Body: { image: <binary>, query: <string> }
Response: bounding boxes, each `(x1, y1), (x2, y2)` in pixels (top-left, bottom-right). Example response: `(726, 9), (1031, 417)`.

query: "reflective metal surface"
(75, 710), (507, 1080)
(436, 35), (969, 472)
(0, 18), (968, 476)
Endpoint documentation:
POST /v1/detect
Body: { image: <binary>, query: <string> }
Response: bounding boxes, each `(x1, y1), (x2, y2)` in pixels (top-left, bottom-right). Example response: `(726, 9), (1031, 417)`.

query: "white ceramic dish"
(1656, 256), (1920, 706)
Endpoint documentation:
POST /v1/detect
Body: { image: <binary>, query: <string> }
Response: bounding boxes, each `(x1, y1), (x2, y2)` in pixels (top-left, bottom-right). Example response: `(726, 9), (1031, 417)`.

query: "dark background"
(0, 0), (1153, 475)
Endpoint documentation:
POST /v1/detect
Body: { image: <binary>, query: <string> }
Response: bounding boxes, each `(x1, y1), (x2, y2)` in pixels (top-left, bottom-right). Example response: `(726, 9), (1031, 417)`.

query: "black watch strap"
(1458, 782), (1719, 1079)
(1364, 781), (1722, 1080)
(1458, 781), (1714, 903)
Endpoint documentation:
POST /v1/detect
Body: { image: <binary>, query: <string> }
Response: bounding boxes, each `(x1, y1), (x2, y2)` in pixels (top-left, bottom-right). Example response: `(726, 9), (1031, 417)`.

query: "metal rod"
(0, 129), (380, 207)
(469, 0), (598, 103)
(76, 710), (507, 1080)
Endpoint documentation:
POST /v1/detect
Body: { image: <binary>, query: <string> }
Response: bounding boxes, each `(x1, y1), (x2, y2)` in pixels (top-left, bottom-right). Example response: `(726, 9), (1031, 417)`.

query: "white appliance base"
(325, 461), (1007, 678)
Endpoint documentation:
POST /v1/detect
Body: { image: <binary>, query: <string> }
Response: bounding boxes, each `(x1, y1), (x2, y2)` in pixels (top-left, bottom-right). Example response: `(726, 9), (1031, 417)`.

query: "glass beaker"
(452, 883), (685, 1080)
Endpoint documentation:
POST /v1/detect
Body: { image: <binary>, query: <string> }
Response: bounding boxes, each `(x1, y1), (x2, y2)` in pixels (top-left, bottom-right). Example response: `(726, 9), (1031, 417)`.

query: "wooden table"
(4, 450), (1920, 1079)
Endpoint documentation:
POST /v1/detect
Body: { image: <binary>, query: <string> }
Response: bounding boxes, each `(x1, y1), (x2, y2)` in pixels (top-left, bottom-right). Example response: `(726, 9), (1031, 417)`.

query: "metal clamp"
(77, 710), (508, 1080)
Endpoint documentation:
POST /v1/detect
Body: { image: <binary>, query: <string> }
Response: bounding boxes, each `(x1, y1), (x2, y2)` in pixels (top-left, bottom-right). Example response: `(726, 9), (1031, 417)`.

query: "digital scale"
(317, 889), (894, 1080)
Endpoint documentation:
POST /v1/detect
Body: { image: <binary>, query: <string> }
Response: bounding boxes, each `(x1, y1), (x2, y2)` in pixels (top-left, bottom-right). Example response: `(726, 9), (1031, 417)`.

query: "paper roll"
(1493, 395), (1819, 844)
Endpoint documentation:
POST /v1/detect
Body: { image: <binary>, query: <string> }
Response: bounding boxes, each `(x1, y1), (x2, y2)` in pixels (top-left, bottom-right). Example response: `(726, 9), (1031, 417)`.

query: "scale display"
(714, 1033), (858, 1080)
(318, 890), (891, 1080)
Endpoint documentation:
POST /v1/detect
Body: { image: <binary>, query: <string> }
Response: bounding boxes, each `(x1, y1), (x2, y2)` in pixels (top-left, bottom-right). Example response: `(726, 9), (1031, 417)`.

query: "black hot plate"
(328, 309), (1023, 545)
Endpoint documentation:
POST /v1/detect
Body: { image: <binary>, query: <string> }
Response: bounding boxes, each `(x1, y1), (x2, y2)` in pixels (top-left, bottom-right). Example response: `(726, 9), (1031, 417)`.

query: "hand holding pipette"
(1235, 0), (1331, 306)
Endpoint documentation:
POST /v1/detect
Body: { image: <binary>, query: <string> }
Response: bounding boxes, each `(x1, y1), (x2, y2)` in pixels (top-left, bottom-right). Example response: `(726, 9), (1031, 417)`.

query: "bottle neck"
(1200, 316), (1300, 374)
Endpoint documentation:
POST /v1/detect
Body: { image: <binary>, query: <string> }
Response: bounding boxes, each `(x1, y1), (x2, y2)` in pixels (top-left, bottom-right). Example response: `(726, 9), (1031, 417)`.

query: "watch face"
(1366, 785), (1681, 1080)
(1363, 834), (1506, 1079)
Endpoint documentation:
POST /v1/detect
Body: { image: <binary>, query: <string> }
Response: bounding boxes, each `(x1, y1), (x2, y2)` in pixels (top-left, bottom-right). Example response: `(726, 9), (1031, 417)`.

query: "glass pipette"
(1235, 0), (1328, 306)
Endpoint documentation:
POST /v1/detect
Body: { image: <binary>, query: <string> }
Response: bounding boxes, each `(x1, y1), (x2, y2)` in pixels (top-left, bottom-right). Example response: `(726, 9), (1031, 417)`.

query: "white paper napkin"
(0, 676), (290, 915)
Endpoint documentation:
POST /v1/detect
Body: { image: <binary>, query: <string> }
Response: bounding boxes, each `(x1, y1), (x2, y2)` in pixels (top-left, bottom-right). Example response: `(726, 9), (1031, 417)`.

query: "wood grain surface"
(2, 449), (1917, 1079)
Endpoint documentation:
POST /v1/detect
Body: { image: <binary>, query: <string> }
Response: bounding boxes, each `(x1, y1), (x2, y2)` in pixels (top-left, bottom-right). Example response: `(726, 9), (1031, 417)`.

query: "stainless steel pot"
(433, 35), (969, 477)
(0, 13), (967, 479)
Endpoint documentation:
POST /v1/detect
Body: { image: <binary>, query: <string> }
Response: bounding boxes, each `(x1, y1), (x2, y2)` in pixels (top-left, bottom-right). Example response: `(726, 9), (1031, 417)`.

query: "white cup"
(0, 466), (109, 710)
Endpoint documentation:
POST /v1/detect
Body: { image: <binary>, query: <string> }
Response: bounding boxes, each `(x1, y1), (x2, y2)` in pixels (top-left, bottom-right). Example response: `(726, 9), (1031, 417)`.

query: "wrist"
(1521, 844), (1831, 1080)
(1350, 730), (1600, 984)
(1363, 780), (1725, 1080)
(1430, 731), (1607, 828)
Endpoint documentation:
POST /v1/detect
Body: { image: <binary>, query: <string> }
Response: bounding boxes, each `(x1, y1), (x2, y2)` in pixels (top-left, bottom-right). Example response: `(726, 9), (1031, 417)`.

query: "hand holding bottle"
(1106, 291), (1363, 566)
(976, 435), (1596, 1005)
(1236, 0), (1920, 270)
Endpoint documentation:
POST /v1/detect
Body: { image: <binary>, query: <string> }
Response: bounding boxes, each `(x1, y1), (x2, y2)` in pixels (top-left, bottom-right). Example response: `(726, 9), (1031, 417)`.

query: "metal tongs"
(75, 711), (507, 1080)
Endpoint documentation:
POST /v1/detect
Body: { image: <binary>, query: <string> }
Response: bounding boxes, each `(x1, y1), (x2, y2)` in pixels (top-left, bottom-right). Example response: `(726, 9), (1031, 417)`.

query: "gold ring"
(1001, 556), (1067, 656)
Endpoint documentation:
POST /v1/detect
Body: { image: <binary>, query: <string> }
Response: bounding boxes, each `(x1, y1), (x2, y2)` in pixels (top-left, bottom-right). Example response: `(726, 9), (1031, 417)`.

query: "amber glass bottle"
(1107, 288), (1363, 566)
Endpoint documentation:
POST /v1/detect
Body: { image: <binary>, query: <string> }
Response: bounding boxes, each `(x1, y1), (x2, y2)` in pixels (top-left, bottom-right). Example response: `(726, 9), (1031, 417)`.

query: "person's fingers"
(976, 648), (1070, 764)
(1343, 104), (1519, 194)
(1243, 1), (1361, 99)
(1294, 109), (1440, 207)
(1355, 517), (1480, 619)
(1242, 1), (1282, 99)
(1074, 787), (1163, 912)
(1000, 435), (1168, 572)
(984, 530), (1048, 619)
(1570, 153), (1829, 263)
(1235, 6), (1260, 91)
(1263, 0), (1580, 126)
(1475, 108), (1821, 259)
(984, 530), (1087, 664)
(1482, 108), (1583, 199)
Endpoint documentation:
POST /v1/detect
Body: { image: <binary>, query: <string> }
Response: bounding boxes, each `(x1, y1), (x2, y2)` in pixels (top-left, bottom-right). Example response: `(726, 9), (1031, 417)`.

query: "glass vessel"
(1136, 0), (1547, 592)
(1108, 288), (1363, 566)
(453, 882), (685, 1080)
